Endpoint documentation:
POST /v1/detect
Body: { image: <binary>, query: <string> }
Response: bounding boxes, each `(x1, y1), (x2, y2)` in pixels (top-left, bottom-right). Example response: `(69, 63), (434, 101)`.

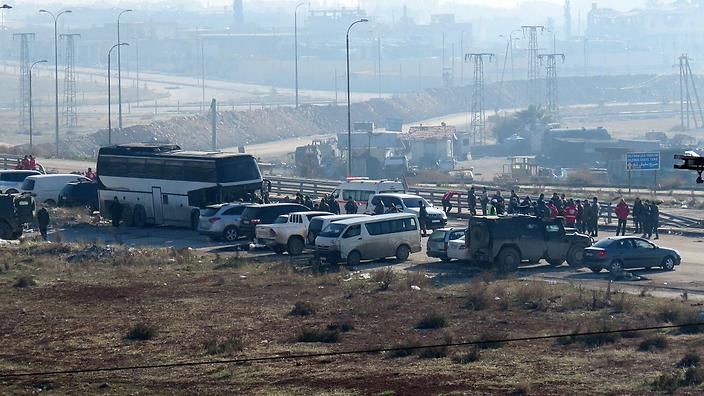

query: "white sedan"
(447, 237), (471, 262)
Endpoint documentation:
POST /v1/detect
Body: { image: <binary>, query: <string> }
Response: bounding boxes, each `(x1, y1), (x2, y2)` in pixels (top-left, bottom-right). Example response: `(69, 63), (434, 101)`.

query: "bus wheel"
(190, 210), (200, 230)
(133, 205), (147, 228)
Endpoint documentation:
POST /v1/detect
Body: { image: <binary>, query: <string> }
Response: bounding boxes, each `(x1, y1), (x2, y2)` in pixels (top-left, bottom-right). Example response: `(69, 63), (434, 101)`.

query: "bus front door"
(152, 187), (164, 224)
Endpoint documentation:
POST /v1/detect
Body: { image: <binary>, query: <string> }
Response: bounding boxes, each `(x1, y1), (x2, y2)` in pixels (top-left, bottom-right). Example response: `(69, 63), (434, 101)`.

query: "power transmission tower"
(60, 33), (80, 129)
(679, 54), (704, 130)
(13, 33), (35, 135)
(466, 53), (494, 145)
(522, 25), (544, 106)
(538, 53), (565, 120)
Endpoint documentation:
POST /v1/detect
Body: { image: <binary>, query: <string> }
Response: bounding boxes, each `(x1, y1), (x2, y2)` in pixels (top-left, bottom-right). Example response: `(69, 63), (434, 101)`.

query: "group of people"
(294, 192), (341, 215)
(14, 155), (37, 171)
(615, 197), (660, 239)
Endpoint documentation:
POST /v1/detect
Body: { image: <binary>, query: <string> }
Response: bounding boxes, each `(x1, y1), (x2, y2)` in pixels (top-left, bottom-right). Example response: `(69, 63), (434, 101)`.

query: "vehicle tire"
(608, 260), (624, 274)
(495, 247), (520, 272)
(287, 237), (305, 256)
(470, 223), (490, 247)
(567, 243), (589, 267)
(0, 221), (12, 240)
(548, 258), (565, 267)
(133, 205), (147, 228)
(272, 245), (286, 255)
(590, 267), (603, 273)
(346, 250), (361, 267)
(661, 256), (676, 271)
(44, 199), (56, 206)
(190, 210), (200, 230)
(222, 226), (239, 243)
(396, 244), (411, 261)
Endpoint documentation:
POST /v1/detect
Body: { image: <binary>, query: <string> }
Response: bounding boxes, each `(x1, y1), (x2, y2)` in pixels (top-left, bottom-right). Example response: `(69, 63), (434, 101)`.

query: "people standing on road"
(373, 199), (385, 215)
(486, 199), (498, 216)
(547, 201), (558, 219)
(508, 195), (519, 214)
(633, 197), (643, 234)
(519, 196), (532, 215)
(493, 190), (505, 215)
(467, 187), (477, 216)
(589, 197), (600, 237)
(109, 197), (123, 229)
(319, 196), (330, 212)
(535, 197), (549, 219)
(480, 187), (489, 216)
(37, 207), (50, 241)
(564, 199), (577, 227)
(329, 196), (340, 215)
(29, 155), (36, 170)
(615, 198), (630, 236)
(304, 195), (314, 210)
(575, 200), (584, 232)
(345, 198), (358, 214)
(295, 192), (303, 205)
(441, 191), (459, 215)
(644, 201), (660, 240)
(85, 167), (97, 181)
(418, 201), (428, 236)
(20, 155), (30, 170)
(551, 193), (563, 216)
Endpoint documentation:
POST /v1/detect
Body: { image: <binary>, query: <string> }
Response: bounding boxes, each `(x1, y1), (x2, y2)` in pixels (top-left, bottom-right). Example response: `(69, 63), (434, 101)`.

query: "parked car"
(315, 213), (422, 266)
(0, 170), (42, 194)
(427, 227), (466, 262)
(197, 203), (253, 242)
(367, 193), (447, 229)
(58, 181), (99, 211)
(239, 203), (310, 240)
(584, 236), (681, 273)
(21, 174), (91, 205)
(255, 211), (332, 255)
(306, 214), (369, 247)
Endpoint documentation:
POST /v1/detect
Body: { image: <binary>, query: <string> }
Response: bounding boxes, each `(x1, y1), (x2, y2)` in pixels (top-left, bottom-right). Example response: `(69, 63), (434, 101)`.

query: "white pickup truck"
(255, 211), (332, 255)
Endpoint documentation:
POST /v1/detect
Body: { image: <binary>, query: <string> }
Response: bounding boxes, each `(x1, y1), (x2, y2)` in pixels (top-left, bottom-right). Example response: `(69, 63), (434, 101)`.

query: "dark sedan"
(583, 237), (681, 273)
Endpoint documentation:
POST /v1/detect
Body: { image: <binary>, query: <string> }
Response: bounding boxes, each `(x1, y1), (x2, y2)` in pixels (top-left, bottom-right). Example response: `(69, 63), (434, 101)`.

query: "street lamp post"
(117, 9), (132, 131)
(39, 8), (71, 157)
(29, 60), (48, 153)
(294, 2), (304, 108)
(1, 4), (11, 66)
(345, 18), (368, 177)
(108, 43), (129, 145)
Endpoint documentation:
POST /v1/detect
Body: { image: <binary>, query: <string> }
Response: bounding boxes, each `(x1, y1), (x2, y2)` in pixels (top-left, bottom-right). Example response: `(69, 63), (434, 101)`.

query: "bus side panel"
(162, 194), (191, 226)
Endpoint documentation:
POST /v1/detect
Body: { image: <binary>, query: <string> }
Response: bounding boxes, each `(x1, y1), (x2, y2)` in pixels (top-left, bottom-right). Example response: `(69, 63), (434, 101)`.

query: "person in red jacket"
(441, 191), (460, 215)
(615, 198), (630, 236)
(547, 201), (559, 218)
(563, 199), (577, 227)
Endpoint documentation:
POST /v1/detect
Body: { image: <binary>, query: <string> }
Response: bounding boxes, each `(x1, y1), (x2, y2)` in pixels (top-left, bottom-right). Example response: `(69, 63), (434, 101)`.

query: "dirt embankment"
(24, 74), (688, 158)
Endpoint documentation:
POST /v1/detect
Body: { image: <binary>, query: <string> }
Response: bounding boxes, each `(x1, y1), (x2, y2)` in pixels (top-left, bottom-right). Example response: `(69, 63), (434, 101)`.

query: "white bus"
(97, 144), (263, 228)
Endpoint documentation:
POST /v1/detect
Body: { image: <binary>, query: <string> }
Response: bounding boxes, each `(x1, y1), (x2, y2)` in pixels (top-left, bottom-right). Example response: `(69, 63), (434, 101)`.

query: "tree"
(492, 105), (553, 143)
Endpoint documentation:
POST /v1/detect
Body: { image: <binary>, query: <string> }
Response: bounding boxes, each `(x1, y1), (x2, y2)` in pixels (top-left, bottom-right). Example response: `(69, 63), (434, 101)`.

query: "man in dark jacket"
(589, 197), (600, 237)
(37, 207), (50, 240)
(418, 202), (428, 236)
(373, 199), (385, 215)
(345, 198), (358, 214)
(632, 197), (643, 234)
(109, 197), (123, 228)
(467, 187), (477, 216)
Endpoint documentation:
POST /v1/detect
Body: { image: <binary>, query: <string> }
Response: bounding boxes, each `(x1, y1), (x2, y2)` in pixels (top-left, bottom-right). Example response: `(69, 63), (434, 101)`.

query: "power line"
(0, 322), (702, 379)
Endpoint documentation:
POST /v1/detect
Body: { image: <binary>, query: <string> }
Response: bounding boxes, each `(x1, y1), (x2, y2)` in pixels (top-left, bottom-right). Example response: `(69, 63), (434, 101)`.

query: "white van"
(306, 214), (369, 247)
(367, 193), (448, 229)
(332, 178), (405, 214)
(21, 174), (91, 205)
(315, 213), (421, 266)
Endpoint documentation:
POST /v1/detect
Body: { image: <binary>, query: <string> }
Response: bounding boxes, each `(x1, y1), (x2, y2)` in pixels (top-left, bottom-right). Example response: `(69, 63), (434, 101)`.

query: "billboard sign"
(626, 152), (660, 171)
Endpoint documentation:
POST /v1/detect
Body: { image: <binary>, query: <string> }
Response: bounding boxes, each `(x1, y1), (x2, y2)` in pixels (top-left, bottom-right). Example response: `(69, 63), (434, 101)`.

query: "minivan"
(315, 213), (422, 266)
(239, 203), (309, 240)
(21, 174), (91, 205)
(306, 214), (368, 246)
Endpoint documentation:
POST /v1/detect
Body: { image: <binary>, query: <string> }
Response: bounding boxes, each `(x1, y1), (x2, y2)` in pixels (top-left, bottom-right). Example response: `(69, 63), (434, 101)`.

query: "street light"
(294, 2), (304, 108)
(345, 18), (368, 177)
(117, 9), (133, 131)
(108, 43), (129, 145)
(29, 60), (48, 153)
(39, 8), (71, 157)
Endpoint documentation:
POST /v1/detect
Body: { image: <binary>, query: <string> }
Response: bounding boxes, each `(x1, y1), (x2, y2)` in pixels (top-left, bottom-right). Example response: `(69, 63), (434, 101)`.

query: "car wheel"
(661, 256), (676, 271)
(590, 267), (603, 273)
(133, 205), (147, 228)
(287, 237), (305, 256)
(222, 226), (239, 243)
(608, 260), (624, 274)
(567, 244), (589, 267)
(396, 245), (410, 261)
(190, 210), (200, 230)
(495, 247), (520, 272)
(548, 259), (565, 267)
(272, 245), (286, 255)
(346, 250), (361, 267)
(0, 221), (12, 240)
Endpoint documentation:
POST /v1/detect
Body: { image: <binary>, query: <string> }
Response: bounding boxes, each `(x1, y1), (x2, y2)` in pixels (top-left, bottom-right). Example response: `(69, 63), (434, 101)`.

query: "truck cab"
(255, 211), (332, 255)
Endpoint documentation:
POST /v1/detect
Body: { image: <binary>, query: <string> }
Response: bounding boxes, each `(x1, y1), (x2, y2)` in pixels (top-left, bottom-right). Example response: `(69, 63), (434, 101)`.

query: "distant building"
(405, 124), (456, 168)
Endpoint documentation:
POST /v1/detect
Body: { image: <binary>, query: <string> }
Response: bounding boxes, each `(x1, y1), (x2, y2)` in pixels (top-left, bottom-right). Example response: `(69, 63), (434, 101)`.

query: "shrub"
(476, 329), (508, 349)
(388, 338), (421, 358)
(13, 275), (36, 288)
(203, 336), (244, 355)
(451, 348), (480, 364)
(464, 281), (492, 311)
(510, 383), (532, 396)
(125, 323), (156, 341)
(651, 372), (681, 393)
(372, 268), (395, 291)
(514, 282), (549, 310)
(638, 335), (668, 352)
(677, 352), (700, 368)
(683, 367), (704, 386)
(578, 329), (619, 348)
(405, 271), (433, 289)
(289, 301), (316, 317)
(326, 320), (354, 333)
(296, 327), (339, 343)
(418, 334), (452, 359)
(415, 312), (447, 330)
(656, 302), (691, 323)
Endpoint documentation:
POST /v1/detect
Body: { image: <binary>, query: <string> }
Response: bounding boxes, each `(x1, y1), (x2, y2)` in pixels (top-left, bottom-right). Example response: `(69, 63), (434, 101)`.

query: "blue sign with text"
(626, 152), (660, 171)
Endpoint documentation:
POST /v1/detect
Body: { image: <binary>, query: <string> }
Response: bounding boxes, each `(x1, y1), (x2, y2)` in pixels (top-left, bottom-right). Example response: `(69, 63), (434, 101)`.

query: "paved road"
(49, 216), (704, 299)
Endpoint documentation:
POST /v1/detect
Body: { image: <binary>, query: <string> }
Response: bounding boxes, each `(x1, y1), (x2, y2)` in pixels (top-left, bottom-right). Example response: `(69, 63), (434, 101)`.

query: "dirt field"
(0, 237), (703, 395)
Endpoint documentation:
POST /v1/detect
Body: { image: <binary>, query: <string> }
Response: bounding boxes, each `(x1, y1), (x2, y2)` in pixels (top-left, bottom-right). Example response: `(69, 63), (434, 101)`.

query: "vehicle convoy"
(239, 203), (310, 240)
(255, 211), (332, 255)
(427, 227), (466, 262)
(22, 174), (91, 206)
(97, 144), (263, 229)
(0, 193), (34, 240)
(59, 181), (99, 211)
(332, 178), (405, 214)
(315, 213), (422, 266)
(0, 170), (42, 194)
(197, 203), (253, 242)
(306, 214), (369, 247)
(583, 236), (681, 273)
(368, 193), (448, 229)
(448, 215), (592, 270)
